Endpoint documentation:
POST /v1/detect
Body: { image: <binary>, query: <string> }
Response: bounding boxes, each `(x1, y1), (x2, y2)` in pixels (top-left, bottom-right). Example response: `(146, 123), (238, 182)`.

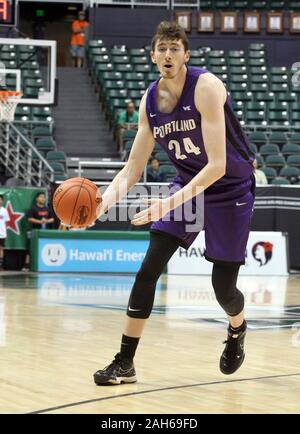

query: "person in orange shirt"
(70, 11), (89, 68)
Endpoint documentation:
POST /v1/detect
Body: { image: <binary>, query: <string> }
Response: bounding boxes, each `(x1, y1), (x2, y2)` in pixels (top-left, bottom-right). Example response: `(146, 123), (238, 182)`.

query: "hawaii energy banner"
(0, 187), (47, 249)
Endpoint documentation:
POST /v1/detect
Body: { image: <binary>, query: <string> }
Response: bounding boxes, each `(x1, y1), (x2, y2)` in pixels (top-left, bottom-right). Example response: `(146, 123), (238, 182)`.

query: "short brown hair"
(151, 21), (189, 52)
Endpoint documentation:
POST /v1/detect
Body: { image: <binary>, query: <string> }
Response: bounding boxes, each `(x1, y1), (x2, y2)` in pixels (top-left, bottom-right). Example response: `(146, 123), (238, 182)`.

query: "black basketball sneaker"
(220, 321), (247, 375)
(93, 353), (137, 385)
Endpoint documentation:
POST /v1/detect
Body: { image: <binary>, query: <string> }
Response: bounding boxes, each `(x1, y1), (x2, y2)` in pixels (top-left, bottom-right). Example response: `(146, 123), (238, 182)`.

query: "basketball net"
(0, 91), (22, 122)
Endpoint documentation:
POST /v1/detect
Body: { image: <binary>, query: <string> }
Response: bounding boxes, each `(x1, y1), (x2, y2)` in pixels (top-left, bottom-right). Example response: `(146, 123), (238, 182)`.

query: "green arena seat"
(246, 111), (266, 123)
(254, 92), (275, 103)
(250, 83), (269, 92)
(103, 80), (125, 90)
(248, 131), (267, 144)
(114, 64), (132, 73)
(101, 71), (123, 81)
(112, 55), (130, 64)
(260, 144), (280, 155)
(46, 151), (67, 169)
(268, 111), (289, 124)
(109, 48), (128, 56)
(271, 177), (290, 185)
(230, 92), (253, 101)
(32, 107), (52, 119)
(122, 130), (137, 142)
(155, 152), (171, 163)
(281, 144), (300, 155)
(289, 133), (300, 144)
(277, 92), (297, 102)
(268, 131), (287, 144)
(251, 75), (268, 84)
(287, 155), (300, 167)
(248, 59), (266, 67)
(35, 138), (56, 153)
(229, 66), (247, 74)
(88, 40), (105, 49)
(189, 58), (206, 67)
(128, 89), (145, 99)
(106, 89), (127, 99)
(265, 155), (286, 169)
(279, 166), (300, 177)
(32, 126), (52, 139)
(126, 81), (146, 90)
(134, 64), (151, 73)
(131, 56), (148, 65)
(248, 51), (266, 59)
(246, 101), (266, 110)
(228, 51), (245, 58)
(124, 72), (145, 81)
(291, 112), (300, 124)
(128, 48), (147, 56)
(261, 167), (277, 181)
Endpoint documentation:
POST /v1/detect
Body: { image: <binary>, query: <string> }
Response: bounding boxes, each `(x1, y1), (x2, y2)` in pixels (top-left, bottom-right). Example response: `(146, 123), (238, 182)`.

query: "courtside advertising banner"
(0, 187), (47, 249)
(38, 238), (149, 272)
(168, 231), (288, 276)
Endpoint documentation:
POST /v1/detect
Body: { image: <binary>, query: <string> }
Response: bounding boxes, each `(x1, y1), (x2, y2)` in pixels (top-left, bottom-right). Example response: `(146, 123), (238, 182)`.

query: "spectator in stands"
(27, 192), (55, 229)
(253, 159), (268, 185)
(289, 176), (300, 184)
(0, 195), (9, 270)
(147, 158), (165, 182)
(70, 10), (89, 68)
(116, 101), (139, 152)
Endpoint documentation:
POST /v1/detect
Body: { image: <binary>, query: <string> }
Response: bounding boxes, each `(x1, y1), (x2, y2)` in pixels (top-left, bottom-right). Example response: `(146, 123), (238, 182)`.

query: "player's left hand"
(131, 198), (170, 226)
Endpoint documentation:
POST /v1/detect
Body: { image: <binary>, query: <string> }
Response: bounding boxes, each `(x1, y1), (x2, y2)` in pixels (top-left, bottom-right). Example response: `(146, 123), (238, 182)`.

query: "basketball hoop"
(0, 90), (22, 122)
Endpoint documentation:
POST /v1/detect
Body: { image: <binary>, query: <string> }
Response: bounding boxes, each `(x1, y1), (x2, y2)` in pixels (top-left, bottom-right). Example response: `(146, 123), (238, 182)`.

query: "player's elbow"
(208, 160), (226, 179)
(216, 162), (226, 178)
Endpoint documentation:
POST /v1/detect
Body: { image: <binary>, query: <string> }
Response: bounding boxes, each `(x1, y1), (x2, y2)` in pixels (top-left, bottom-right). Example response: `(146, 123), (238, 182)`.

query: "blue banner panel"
(38, 238), (149, 272)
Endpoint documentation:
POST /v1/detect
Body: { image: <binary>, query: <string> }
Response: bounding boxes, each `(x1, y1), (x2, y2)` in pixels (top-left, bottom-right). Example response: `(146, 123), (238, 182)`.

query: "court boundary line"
(28, 372), (300, 414)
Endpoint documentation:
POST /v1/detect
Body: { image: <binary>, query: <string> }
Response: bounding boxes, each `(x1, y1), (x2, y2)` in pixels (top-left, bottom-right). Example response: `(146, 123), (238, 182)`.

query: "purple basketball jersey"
(146, 66), (254, 190)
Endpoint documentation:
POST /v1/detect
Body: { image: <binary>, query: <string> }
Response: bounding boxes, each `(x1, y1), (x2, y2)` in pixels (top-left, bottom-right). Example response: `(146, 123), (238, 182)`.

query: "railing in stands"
(90, 0), (170, 7)
(88, 0), (206, 7)
(0, 122), (54, 187)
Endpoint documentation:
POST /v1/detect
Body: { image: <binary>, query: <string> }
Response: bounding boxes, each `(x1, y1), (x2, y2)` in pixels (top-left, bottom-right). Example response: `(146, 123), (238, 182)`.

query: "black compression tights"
(127, 231), (244, 319)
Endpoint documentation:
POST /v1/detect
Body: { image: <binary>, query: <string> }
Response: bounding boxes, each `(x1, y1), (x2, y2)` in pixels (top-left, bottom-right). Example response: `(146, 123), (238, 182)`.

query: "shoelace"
(103, 354), (122, 372)
(222, 335), (240, 358)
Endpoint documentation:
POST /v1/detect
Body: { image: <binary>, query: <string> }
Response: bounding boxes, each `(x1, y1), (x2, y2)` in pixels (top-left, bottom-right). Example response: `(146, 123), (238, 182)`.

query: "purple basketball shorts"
(150, 175), (255, 264)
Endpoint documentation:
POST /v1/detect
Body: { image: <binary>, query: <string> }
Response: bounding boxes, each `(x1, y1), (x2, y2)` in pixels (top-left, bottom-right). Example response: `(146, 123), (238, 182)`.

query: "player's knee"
(126, 265), (159, 319)
(212, 263), (244, 316)
(126, 284), (155, 319)
(214, 288), (244, 317)
(136, 258), (161, 284)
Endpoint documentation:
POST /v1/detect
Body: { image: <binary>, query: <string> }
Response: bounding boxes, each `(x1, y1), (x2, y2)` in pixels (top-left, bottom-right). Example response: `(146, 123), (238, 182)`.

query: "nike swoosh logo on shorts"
(236, 202), (247, 206)
(150, 113), (156, 118)
(128, 307), (142, 311)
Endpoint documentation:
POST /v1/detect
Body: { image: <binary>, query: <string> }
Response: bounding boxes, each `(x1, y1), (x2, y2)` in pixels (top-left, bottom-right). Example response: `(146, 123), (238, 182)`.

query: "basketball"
(52, 177), (102, 228)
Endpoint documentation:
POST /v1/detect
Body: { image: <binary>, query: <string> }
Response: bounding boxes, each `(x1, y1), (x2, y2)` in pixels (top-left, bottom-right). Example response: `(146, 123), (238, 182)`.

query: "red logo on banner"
(252, 241), (274, 266)
(5, 201), (24, 235)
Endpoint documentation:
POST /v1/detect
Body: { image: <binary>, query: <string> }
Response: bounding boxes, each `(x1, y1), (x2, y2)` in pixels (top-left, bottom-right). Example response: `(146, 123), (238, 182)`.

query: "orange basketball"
(52, 178), (102, 228)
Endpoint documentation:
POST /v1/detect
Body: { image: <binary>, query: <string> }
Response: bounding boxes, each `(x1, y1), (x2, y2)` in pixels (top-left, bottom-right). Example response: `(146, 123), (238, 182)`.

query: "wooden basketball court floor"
(0, 271), (300, 414)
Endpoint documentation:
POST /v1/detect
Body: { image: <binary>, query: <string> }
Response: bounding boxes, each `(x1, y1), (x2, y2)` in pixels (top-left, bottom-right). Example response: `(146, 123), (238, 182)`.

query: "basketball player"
(93, 21), (255, 385)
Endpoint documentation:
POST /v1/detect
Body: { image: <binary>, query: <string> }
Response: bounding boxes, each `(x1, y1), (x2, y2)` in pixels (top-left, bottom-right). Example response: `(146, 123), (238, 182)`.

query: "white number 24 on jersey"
(168, 138), (201, 160)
